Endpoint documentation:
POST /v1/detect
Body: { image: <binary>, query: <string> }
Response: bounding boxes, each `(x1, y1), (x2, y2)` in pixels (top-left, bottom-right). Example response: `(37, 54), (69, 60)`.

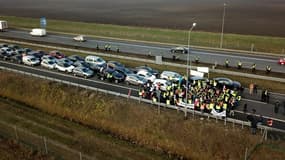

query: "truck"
(30, 28), (46, 36)
(0, 20), (8, 31)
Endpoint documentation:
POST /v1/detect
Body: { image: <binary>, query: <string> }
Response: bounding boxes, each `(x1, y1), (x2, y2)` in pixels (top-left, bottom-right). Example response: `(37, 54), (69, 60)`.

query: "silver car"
(125, 74), (147, 86)
(73, 66), (94, 78)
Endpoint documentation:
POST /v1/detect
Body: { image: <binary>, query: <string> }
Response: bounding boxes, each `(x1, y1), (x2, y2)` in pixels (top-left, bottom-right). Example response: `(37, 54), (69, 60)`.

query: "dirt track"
(0, 0), (285, 37)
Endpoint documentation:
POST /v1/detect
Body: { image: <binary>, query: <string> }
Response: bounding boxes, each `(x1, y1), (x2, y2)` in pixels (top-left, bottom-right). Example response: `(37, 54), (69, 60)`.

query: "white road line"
(243, 98), (267, 104)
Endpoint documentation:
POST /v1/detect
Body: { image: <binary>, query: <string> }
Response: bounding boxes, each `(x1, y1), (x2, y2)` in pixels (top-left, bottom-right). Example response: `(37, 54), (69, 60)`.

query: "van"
(85, 55), (106, 66)
(30, 28), (46, 36)
(0, 21), (8, 31)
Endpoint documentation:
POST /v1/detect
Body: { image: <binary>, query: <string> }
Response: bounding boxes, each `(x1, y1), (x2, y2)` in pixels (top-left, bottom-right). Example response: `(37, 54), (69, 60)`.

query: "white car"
(41, 59), (56, 69)
(85, 55), (106, 66)
(55, 62), (75, 73)
(41, 55), (58, 63)
(22, 55), (40, 66)
(73, 35), (86, 42)
(1, 47), (15, 55)
(160, 71), (182, 82)
(137, 70), (156, 82)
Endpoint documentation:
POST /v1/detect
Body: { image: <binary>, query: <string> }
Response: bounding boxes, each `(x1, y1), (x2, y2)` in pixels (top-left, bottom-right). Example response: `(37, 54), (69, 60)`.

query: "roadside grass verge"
(0, 98), (166, 160)
(2, 15), (285, 53)
(1, 70), (284, 160)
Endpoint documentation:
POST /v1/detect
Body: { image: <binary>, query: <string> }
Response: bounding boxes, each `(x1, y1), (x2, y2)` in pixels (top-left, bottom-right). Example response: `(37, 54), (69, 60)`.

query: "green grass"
(2, 15), (285, 53)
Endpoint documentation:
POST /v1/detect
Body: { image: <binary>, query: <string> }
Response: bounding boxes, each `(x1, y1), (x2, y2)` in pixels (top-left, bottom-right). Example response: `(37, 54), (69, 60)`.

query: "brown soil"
(1, 0), (285, 37)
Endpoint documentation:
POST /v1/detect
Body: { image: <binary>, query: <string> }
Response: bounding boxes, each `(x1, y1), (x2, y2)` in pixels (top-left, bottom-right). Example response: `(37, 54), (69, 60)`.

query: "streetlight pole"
(220, 3), (226, 48)
(185, 22), (196, 119)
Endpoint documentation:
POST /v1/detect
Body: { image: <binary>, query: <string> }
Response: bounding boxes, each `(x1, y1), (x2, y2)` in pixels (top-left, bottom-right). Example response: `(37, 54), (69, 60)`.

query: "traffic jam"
(0, 43), (282, 117)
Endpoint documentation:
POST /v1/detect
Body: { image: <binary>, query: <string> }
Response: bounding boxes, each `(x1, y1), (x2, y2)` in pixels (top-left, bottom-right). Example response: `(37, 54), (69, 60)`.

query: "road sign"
(40, 17), (47, 28)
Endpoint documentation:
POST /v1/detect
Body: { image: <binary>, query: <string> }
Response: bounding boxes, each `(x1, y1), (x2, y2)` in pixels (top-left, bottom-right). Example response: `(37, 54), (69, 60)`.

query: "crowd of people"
(139, 77), (241, 116)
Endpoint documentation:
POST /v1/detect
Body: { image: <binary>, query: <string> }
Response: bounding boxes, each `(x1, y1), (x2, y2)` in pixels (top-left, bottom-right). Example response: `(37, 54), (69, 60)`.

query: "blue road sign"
(40, 17), (47, 28)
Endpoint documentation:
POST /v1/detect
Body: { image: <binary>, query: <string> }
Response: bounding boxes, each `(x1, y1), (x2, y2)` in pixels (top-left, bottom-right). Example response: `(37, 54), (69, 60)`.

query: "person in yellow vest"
(223, 103), (227, 111)
(225, 59), (229, 68)
(237, 61), (242, 69)
(251, 63), (256, 73)
(166, 99), (171, 105)
(266, 65), (271, 74)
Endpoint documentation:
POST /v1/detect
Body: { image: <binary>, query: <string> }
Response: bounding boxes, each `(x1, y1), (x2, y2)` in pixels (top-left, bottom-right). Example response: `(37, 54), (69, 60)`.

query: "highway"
(0, 29), (284, 73)
(0, 60), (284, 131)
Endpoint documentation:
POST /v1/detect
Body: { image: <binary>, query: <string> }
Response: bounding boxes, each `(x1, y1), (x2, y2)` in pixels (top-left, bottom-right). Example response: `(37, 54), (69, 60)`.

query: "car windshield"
(30, 58), (36, 61)
(97, 58), (104, 62)
(48, 61), (55, 65)
(82, 68), (89, 72)
(63, 63), (69, 67)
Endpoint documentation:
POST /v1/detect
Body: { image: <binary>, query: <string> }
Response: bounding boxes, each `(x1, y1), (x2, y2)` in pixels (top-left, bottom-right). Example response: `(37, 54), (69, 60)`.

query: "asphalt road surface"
(0, 60), (284, 131)
(0, 29), (284, 74)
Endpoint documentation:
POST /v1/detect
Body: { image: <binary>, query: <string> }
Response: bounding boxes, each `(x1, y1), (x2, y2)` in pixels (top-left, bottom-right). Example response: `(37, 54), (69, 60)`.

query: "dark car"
(97, 68), (125, 83)
(73, 60), (90, 68)
(68, 55), (84, 62)
(107, 61), (125, 70)
(0, 51), (10, 60)
(10, 54), (22, 64)
(213, 77), (241, 90)
(49, 50), (65, 59)
(134, 66), (159, 77)
(115, 67), (134, 78)
(27, 51), (46, 60)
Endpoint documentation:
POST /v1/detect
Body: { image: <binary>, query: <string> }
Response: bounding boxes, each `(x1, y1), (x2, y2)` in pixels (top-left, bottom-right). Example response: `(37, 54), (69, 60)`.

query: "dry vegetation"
(0, 70), (284, 160)
(0, 139), (51, 160)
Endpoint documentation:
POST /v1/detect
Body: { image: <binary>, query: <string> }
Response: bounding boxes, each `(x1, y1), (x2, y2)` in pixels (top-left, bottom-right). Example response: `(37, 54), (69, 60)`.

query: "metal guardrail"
(0, 38), (285, 83)
(1, 65), (284, 133)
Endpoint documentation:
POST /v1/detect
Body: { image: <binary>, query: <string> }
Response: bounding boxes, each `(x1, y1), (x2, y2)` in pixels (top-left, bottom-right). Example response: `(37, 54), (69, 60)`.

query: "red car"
(278, 58), (285, 65)
(49, 50), (65, 59)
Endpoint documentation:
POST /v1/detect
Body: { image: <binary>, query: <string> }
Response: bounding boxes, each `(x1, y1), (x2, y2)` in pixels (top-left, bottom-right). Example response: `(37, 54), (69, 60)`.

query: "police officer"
(225, 59), (229, 68)
(96, 43), (99, 50)
(266, 65), (271, 73)
(108, 44), (111, 51)
(195, 56), (199, 64)
(237, 61), (242, 69)
(116, 46), (120, 53)
(104, 44), (108, 51)
(251, 63), (256, 73)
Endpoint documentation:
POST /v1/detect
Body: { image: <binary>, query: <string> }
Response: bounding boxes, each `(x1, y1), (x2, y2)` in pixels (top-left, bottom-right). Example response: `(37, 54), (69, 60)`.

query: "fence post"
(224, 118), (227, 126)
(79, 152), (82, 160)
(244, 147), (248, 160)
(251, 43), (255, 52)
(14, 126), (18, 141)
(43, 136), (48, 154)
(232, 119), (235, 128)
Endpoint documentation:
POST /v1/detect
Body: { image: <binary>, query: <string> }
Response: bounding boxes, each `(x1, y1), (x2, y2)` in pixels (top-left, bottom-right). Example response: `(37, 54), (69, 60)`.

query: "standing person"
(274, 101), (280, 114)
(225, 59), (229, 68)
(249, 83), (254, 95)
(237, 61), (242, 69)
(253, 84), (258, 94)
(261, 90), (265, 102)
(251, 63), (256, 73)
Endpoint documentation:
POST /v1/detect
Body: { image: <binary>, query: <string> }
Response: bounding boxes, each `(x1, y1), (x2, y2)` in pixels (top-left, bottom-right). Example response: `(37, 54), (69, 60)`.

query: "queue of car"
(1, 43), (243, 90)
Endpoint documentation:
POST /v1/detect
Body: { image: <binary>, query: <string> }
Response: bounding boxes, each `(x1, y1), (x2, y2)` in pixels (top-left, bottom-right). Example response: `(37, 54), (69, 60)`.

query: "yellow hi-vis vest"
(223, 103), (227, 110)
(216, 105), (221, 110)
(209, 103), (214, 109)
(139, 91), (142, 96)
(188, 99), (192, 104)
(166, 99), (170, 105)
(152, 97), (157, 103)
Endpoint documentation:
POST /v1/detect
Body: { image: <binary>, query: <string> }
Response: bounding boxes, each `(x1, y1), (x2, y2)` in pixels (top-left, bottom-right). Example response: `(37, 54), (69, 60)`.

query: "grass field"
(0, 70), (284, 160)
(2, 16), (285, 54)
